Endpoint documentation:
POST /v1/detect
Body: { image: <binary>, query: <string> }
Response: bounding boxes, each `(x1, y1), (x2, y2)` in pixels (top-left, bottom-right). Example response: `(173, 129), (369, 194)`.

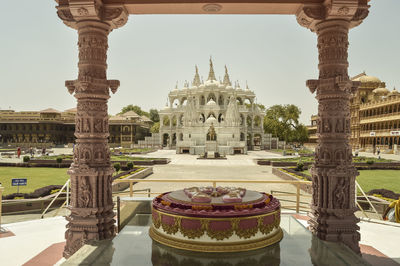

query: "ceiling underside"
(101, 0), (324, 14)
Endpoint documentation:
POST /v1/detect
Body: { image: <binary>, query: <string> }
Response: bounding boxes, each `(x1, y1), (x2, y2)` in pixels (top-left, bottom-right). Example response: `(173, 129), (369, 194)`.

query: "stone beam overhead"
(58, 0), (322, 15)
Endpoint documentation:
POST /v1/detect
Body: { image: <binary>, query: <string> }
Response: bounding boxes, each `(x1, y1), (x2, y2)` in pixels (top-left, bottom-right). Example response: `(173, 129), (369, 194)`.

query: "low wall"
(112, 167), (153, 192)
(2, 196), (66, 214)
(256, 159), (400, 169)
(0, 158), (170, 168)
(271, 161), (313, 167)
(272, 168), (312, 194)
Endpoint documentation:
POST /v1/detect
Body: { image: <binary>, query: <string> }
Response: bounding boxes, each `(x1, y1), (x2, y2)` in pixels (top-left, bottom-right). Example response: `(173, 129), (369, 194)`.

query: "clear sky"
(1, 0), (399, 124)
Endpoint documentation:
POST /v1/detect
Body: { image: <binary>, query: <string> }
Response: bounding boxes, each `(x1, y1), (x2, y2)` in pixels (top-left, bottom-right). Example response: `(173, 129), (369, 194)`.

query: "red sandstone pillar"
(56, 2), (128, 258)
(296, 1), (369, 253)
(308, 19), (361, 253)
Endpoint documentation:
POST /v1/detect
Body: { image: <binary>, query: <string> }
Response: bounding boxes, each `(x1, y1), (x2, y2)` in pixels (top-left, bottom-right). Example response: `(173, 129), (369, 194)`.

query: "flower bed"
(112, 167), (153, 192)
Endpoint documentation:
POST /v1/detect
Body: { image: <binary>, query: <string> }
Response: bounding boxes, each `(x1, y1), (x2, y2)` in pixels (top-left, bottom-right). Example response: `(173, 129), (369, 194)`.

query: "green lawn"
(112, 148), (153, 154)
(0, 167), (69, 196)
(301, 169), (400, 193)
(356, 170), (400, 194)
(34, 154), (157, 161)
(270, 148), (313, 155)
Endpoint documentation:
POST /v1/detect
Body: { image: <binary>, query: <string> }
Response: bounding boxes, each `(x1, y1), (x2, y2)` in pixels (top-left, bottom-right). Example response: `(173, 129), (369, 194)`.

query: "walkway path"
(128, 150), (307, 204)
(358, 151), (400, 161)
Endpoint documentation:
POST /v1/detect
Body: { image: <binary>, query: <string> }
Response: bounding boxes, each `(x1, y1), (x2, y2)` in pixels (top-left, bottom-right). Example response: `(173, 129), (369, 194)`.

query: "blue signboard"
(12, 178), (27, 186)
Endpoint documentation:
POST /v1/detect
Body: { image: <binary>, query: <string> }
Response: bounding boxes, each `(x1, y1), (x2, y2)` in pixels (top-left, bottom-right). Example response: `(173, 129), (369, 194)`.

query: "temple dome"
(206, 99), (217, 106)
(388, 88), (400, 97)
(353, 74), (381, 84)
(205, 114), (217, 124)
(205, 80), (219, 87)
(373, 86), (390, 95)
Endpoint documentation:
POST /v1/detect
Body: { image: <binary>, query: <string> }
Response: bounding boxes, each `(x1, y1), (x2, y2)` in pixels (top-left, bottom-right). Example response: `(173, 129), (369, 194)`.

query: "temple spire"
(192, 65), (201, 87)
(207, 57), (216, 81)
(223, 65), (232, 86)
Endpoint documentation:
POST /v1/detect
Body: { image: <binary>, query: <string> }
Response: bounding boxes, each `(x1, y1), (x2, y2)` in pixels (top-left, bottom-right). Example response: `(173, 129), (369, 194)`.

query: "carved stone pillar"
(56, 2), (128, 258)
(308, 19), (362, 253)
(296, 1), (369, 254)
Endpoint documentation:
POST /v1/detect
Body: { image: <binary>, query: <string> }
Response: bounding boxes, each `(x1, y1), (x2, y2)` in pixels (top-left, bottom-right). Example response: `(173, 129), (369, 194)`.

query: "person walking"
(17, 147), (21, 159)
(377, 147), (381, 159)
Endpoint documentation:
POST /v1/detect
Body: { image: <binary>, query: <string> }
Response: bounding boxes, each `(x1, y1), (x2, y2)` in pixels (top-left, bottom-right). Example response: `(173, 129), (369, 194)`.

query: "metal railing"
(113, 178), (312, 213)
(41, 179), (70, 218)
(0, 185), (3, 230)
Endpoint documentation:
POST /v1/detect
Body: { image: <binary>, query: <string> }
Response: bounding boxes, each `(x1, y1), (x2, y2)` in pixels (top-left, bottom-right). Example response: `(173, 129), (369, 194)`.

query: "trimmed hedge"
(3, 185), (63, 200)
(367, 189), (400, 200)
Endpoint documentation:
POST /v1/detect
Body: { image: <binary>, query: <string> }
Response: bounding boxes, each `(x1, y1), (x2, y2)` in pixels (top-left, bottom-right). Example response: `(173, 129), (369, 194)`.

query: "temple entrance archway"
(162, 133), (169, 146)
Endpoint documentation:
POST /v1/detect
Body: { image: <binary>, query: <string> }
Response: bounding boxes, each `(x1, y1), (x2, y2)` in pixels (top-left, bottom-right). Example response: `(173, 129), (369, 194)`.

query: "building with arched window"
(307, 72), (400, 154)
(0, 108), (152, 148)
(157, 59), (280, 155)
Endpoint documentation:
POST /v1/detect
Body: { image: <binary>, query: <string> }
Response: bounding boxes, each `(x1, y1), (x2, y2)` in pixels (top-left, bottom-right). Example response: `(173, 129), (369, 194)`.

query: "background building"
(307, 72), (400, 154)
(0, 108), (152, 148)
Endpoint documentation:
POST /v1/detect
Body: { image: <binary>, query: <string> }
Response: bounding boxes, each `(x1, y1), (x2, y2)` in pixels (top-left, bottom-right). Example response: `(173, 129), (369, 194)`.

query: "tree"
(150, 122), (160, 133)
(119, 105), (149, 117)
(263, 104), (308, 144)
(292, 124), (309, 145)
(149, 109), (160, 122)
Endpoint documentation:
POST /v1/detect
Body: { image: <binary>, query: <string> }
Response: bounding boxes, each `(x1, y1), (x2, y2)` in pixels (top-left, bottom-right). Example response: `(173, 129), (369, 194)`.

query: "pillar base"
(63, 205), (115, 258)
(308, 210), (360, 254)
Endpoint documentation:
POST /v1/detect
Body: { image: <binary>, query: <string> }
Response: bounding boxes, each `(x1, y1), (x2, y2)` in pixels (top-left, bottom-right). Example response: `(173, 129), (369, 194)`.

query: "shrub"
(23, 156), (30, 163)
(296, 161), (304, 171)
(14, 196), (24, 200)
(56, 157), (63, 164)
(126, 162), (134, 170)
(50, 189), (61, 194)
(366, 160), (374, 165)
(114, 163), (121, 173)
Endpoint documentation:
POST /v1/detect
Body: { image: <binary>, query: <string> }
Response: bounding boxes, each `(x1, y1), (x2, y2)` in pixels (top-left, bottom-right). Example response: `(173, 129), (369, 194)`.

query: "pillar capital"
(296, 0), (369, 32)
(56, 0), (129, 30)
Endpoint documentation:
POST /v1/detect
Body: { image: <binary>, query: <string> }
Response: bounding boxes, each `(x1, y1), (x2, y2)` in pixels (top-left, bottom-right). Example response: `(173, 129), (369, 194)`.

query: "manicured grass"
(270, 148), (313, 155)
(356, 170), (400, 194)
(111, 148), (153, 154)
(111, 155), (158, 161)
(0, 167), (69, 196)
(270, 157), (315, 163)
(34, 154), (157, 161)
(32, 155), (73, 160)
(301, 169), (400, 193)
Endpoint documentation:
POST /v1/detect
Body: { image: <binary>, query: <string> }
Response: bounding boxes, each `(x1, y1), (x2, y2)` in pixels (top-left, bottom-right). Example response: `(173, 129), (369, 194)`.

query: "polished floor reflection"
(91, 214), (369, 266)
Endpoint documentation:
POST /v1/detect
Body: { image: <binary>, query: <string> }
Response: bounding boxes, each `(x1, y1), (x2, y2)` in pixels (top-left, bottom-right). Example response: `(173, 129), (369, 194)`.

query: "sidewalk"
(0, 217), (67, 266)
(357, 151), (400, 161)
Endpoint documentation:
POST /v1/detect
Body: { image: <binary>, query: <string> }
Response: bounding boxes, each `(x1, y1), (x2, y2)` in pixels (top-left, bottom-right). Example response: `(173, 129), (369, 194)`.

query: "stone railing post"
(56, 1), (128, 258)
(296, 0), (369, 253)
